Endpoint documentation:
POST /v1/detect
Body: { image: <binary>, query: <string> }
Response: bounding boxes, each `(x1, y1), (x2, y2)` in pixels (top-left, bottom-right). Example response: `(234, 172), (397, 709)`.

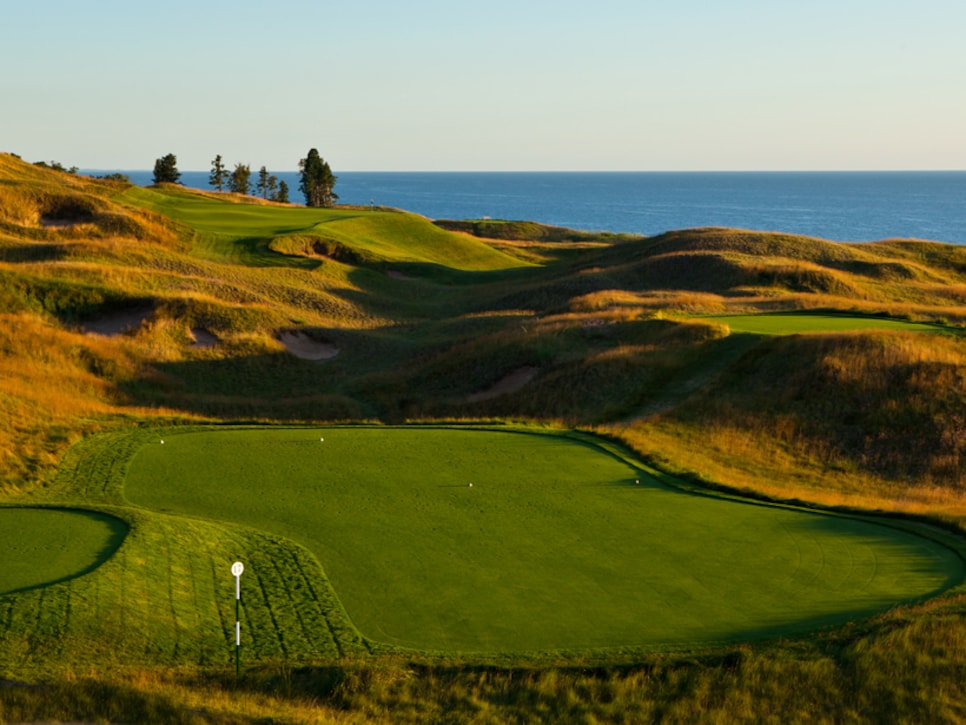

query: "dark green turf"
(121, 427), (966, 653)
(0, 508), (128, 595)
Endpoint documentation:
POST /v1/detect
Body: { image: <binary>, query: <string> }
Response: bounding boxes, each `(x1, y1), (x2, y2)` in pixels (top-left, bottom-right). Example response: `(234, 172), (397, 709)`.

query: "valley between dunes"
(1, 151), (966, 723)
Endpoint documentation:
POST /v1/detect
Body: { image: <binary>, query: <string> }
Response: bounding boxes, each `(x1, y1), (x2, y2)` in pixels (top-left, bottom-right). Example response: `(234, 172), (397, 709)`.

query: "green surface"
(0, 508), (128, 595)
(120, 186), (528, 271)
(703, 313), (945, 335)
(123, 427), (965, 653)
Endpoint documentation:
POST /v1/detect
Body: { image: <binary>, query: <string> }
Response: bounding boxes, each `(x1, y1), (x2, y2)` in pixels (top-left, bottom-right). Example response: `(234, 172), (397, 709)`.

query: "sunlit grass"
(1, 152), (966, 722)
(123, 426), (964, 653)
(701, 311), (948, 335)
(120, 185), (531, 271)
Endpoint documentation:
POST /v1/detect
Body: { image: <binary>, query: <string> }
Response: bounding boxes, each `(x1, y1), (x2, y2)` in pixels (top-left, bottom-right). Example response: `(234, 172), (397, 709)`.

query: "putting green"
(703, 313), (943, 335)
(121, 186), (525, 271)
(0, 508), (128, 595)
(124, 427), (965, 652)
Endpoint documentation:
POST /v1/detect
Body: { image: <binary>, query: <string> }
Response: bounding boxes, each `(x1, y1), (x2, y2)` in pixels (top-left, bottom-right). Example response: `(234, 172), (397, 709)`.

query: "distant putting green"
(121, 186), (527, 271)
(703, 312), (944, 335)
(0, 508), (128, 595)
(124, 427), (964, 653)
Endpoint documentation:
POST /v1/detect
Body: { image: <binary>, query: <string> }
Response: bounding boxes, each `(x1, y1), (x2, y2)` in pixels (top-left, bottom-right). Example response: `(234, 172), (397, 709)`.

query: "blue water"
(87, 170), (966, 244)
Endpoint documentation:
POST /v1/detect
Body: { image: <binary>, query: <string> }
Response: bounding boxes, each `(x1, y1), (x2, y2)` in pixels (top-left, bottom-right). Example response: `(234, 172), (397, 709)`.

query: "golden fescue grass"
(2, 153), (966, 720)
(0, 312), (187, 494)
(8, 597), (966, 725)
(0, 155), (186, 253)
(0, 189), (184, 252)
(603, 331), (966, 521)
(646, 226), (860, 260)
(0, 667), (365, 725)
(744, 258), (868, 297)
(0, 185), (43, 226)
(38, 595), (966, 725)
(567, 286), (966, 326)
(611, 422), (966, 520)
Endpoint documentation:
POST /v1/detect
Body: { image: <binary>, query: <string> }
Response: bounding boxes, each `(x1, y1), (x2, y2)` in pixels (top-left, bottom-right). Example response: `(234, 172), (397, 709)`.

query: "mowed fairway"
(124, 427), (965, 653)
(120, 186), (527, 271)
(703, 312), (946, 335)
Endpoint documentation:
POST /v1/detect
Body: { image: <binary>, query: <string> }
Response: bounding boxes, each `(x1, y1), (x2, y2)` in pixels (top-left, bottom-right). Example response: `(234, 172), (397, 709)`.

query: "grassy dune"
(1, 151), (966, 721)
(120, 185), (529, 271)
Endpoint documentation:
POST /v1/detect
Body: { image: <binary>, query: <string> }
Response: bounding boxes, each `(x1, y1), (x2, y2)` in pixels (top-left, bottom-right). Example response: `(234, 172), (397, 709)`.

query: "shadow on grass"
(118, 333), (379, 420)
(229, 236), (323, 269)
(0, 507), (129, 596)
(0, 677), (214, 725)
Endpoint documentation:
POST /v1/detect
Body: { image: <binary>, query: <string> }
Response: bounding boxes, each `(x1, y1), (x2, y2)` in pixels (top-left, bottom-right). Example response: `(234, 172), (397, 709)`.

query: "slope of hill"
(1, 151), (965, 495)
(2, 151), (966, 722)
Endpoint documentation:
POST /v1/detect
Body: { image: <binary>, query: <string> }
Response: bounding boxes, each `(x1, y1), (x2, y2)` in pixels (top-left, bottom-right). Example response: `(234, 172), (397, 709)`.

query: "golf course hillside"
(2, 151), (966, 722)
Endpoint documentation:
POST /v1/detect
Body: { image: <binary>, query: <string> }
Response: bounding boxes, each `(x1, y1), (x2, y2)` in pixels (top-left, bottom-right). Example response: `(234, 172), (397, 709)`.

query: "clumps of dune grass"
(1, 152), (966, 722)
(434, 217), (640, 244)
(0, 311), (191, 494)
(697, 331), (966, 487)
(605, 330), (966, 519)
(7, 594), (966, 725)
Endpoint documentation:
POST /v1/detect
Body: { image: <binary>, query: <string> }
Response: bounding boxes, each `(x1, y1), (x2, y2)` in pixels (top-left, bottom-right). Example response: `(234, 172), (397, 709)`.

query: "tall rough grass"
(672, 332), (966, 488)
(2, 152), (966, 721)
(5, 593), (966, 724)
(0, 311), (189, 493)
(603, 331), (966, 523)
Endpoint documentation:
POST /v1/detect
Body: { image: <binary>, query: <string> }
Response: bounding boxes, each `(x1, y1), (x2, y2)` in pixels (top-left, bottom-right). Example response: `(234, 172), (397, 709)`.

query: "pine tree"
(298, 148), (338, 207)
(228, 163), (252, 195)
(209, 154), (227, 191)
(153, 153), (181, 184)
(267, 174), (279, 201)
(256, 166), (270, 198)
(277, 180), (290, 204)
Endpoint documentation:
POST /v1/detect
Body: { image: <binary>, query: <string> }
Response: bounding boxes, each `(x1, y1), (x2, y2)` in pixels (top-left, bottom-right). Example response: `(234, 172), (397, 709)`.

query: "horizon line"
(80, 168), (966, 174)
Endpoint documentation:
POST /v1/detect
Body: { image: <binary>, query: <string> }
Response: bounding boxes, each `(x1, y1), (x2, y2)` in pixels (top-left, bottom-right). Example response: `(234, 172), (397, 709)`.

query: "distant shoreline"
(83, 169), (966, 243)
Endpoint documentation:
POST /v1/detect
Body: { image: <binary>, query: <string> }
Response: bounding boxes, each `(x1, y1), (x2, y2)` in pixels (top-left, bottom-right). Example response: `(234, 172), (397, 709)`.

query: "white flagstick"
(231, 561), (244, 677)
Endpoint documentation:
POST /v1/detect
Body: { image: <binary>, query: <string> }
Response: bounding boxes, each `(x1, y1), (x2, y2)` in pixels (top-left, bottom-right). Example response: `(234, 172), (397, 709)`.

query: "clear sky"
(2, 0), (964, 171)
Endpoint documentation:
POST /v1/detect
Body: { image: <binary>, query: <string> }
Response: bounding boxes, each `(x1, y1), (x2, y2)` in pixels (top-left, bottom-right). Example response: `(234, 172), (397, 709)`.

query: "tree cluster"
(152, 149), (337, 207)
(209, 154), (289, 203)
(34, 160), (79, 174)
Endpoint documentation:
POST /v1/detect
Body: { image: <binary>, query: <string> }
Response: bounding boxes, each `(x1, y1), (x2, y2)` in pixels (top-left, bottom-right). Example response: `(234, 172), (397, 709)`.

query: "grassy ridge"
(627, 331), (966, 498)
(120, 185), (530, 271)
(2, 152), (966, 721)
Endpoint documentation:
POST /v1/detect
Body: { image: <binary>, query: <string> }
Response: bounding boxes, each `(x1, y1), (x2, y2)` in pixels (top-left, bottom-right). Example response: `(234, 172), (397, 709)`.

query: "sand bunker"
(278, 330), (340, 361)
(40, 216), (90, 229)
(80, 306), (153, 336)
(387, 269), (416, 281)
(189, 328), (219, 348)
(468, 366), (539, 402)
